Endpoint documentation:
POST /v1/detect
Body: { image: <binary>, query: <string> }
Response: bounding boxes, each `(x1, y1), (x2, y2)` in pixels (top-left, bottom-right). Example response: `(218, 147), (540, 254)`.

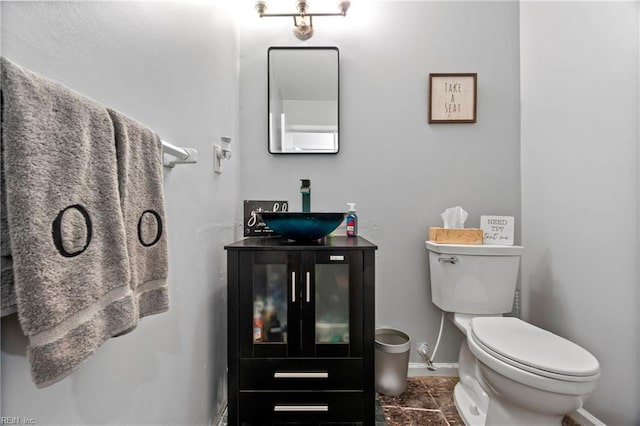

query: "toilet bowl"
(461, 316), (599, 425)
(426, 242), (600, 426)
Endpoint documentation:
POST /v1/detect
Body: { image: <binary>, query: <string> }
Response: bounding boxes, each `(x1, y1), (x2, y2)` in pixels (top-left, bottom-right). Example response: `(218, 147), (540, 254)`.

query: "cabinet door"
(239, 249), (364, 359)
(239, 251), (301, 358)
(301, 250), (364, 357)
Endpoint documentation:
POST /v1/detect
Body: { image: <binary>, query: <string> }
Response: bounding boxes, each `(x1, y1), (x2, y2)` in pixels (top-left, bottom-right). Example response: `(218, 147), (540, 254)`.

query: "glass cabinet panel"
(315, 263), (350, 344)
(253, 264), (287, 344)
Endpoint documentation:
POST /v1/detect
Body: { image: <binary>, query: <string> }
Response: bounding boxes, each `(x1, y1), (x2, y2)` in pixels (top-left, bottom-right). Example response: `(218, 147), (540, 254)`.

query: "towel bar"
(162, 140), (198, 168)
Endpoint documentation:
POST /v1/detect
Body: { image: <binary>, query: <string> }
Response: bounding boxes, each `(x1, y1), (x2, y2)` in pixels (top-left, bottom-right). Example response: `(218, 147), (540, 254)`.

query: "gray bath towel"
(108, 109), (169, 319)
(1, 57), (138, 387)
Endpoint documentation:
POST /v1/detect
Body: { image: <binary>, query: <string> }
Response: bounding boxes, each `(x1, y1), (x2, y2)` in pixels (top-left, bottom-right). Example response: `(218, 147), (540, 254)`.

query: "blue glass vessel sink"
(259, 212), (346, 242)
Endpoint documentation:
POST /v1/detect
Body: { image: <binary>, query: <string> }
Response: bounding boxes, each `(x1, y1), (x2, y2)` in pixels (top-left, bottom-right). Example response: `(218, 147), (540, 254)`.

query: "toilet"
(425, 241), (600, 426)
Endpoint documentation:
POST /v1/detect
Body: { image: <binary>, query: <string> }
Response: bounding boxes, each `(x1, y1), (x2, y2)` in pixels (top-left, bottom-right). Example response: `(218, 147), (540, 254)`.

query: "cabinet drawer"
(239, 391), (363, 423)
(239, 358), (363, 390)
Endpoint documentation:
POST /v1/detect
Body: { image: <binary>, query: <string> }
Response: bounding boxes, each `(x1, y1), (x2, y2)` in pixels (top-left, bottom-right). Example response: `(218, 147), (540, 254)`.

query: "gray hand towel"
(107, 109), (169, 319)
(1, 57), (138, 387)
(1, 123), (18, 315)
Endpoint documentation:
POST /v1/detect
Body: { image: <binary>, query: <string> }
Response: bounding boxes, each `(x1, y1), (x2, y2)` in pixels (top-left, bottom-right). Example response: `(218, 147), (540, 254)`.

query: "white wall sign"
(480, 215), (514, 245)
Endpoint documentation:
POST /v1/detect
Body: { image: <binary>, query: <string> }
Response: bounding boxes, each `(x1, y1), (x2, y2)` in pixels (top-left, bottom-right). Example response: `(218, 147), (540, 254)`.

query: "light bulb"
(255, 1), (267, 16)
(337, 1), (351, 15)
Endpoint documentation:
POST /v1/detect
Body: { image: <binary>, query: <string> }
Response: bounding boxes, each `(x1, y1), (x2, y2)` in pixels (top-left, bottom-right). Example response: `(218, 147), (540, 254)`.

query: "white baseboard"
(569, 408), (606, 426)
(408, 362), (459, 377)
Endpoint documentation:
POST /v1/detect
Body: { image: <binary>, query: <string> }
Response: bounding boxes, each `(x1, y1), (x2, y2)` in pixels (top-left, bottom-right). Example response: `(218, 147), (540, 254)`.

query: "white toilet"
(425, 241), (600, 426)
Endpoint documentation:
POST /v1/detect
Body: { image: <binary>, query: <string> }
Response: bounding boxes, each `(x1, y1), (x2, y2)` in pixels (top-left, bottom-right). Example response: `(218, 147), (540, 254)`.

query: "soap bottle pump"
(346, 203), (358, 237)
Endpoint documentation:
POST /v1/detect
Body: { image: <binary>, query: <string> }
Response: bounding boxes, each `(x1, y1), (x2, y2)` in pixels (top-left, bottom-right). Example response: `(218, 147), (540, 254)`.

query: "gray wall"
(0, 2), (239, 424)
(238, 0), (521, 363)
(520, 2), (640, 424)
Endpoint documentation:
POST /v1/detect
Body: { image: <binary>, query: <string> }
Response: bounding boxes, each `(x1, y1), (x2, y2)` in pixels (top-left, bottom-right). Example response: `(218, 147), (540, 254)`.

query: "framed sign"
(244, 200), (288, 237)
(480, 215), (514, 245)
(428, 73), (477, 123)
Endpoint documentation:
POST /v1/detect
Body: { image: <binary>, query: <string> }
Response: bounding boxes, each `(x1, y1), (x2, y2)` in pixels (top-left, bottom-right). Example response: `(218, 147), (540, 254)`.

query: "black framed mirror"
(268, 47), (339, 154)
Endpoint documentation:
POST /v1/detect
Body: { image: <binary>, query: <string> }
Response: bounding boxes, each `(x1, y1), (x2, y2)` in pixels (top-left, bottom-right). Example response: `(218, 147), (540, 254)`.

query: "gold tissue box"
(428, 227), (483, 245)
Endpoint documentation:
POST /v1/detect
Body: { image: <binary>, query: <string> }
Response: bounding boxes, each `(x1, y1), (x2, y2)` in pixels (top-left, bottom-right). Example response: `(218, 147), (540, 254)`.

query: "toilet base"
(483, 387), (565, 426)
(454, 359), (571, 426)
(454, 381), (486, 426)
(453, 341), (490, 425)
(479, 362), (577, 426)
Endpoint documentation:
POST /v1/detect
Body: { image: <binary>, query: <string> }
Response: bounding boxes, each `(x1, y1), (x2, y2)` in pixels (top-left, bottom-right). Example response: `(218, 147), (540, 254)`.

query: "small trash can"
(375, 328), (411, 396)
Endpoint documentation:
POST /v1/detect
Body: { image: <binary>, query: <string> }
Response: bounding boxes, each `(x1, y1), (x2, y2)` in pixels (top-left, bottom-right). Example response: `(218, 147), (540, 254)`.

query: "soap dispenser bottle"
(346, 203), (358, 237)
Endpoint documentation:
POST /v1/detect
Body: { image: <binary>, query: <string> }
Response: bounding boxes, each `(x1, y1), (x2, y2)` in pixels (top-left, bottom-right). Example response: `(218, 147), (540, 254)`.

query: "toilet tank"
(425, 242), (524, 314)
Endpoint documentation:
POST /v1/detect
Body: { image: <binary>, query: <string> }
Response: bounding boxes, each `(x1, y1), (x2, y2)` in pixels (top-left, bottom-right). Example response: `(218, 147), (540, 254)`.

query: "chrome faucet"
(300, 179), (311, 212)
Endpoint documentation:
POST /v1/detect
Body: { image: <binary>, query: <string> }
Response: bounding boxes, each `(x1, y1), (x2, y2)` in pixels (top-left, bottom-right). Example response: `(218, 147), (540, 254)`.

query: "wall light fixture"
(255, 1), (351, 41)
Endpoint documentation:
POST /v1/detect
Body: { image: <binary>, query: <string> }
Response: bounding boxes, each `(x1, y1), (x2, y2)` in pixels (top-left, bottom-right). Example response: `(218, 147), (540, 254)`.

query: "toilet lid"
(471, 317), (600, 378)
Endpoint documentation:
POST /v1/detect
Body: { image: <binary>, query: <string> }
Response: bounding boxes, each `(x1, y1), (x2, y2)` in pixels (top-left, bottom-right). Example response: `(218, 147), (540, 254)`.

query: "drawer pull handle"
(274, 404), (329, 412)
(274, 371), (329, 379)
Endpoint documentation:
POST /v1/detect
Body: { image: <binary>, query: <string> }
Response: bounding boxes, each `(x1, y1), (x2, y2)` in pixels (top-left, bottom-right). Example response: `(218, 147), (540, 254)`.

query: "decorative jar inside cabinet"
(225, 236), (377, 425)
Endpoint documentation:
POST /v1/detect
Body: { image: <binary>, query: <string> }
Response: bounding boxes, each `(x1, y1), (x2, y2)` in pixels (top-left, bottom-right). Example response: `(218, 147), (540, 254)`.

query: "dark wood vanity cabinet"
(225, 236), (377, 425)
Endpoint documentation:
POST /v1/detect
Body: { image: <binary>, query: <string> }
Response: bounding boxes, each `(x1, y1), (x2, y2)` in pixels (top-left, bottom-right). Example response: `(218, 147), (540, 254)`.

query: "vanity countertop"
(225, 235), (377, 251)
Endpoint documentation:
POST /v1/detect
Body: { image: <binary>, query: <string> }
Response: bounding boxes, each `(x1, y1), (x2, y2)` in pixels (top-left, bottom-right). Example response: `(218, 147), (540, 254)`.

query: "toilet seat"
(470, 317), (600, 382)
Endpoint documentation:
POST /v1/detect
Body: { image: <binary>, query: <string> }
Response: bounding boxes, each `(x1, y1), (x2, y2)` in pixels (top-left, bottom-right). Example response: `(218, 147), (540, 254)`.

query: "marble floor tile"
(378, 377), (439, 410)
(418, 376), (456, 394)
(380, 377), (460, 426)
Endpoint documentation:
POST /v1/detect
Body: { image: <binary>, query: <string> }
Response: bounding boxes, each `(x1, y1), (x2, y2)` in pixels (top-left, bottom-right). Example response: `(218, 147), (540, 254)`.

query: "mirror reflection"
(268, 47), (339, 154)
